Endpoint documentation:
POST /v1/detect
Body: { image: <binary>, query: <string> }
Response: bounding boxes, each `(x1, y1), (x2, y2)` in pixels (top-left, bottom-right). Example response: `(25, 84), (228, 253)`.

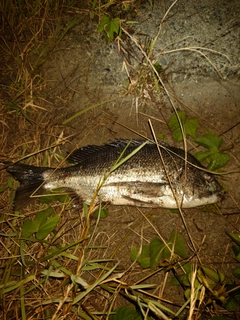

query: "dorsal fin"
(67, 140), (144, 165)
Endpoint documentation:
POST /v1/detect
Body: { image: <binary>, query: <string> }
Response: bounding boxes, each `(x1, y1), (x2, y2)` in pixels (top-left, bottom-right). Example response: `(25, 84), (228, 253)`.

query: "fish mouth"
(205, 175), (223, 193)
(206, 186), (225, 204)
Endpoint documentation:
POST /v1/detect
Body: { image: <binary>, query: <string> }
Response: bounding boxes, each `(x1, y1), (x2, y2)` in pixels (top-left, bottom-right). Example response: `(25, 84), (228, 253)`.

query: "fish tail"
(6, 163), (49, 210)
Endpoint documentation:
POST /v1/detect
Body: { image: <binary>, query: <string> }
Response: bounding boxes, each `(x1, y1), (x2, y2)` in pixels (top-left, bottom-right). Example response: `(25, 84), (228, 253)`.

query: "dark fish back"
(68, 139), (204, 173)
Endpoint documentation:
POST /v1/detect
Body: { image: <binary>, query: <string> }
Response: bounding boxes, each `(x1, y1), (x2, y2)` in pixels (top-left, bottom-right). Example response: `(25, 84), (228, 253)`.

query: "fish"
(6, 140), (223, 210)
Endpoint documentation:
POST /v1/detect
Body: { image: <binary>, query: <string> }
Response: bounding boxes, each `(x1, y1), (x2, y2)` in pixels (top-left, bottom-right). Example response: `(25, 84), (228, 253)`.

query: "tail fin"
(6, 163), (48, 210)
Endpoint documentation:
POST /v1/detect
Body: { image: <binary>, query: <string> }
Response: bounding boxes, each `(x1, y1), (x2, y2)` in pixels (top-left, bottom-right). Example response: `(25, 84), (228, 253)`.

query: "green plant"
(131, 230), (188, 270)
(21, 207), (60, 241)
(194, 134), (230, 170)
(97, 15), (121, 43)
(168, 111), (199, 142)
(168, 111), (230, 170)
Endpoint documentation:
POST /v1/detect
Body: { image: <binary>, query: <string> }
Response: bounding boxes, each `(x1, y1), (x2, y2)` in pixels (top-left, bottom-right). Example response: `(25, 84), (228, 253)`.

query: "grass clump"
(1, 0), (83, 118)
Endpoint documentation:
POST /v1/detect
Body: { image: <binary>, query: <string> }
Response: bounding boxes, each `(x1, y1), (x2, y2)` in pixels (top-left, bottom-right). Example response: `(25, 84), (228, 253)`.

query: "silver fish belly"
(7, 140), (223, 209)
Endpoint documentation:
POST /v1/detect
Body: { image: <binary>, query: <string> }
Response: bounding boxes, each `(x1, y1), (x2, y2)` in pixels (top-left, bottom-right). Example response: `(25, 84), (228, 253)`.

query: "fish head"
(178, 169), (224, 208)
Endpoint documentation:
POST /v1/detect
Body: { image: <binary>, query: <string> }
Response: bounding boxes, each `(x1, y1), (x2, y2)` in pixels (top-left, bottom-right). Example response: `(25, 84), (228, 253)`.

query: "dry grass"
(0, 0), (240, 319)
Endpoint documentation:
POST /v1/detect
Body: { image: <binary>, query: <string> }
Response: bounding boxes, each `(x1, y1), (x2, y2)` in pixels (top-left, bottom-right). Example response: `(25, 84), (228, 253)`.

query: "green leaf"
(195, 134), (230, 170)
(34, 207), (53, 226)
(97, 15), (121, 43)
(194, 150), (213, 162)
(232, 267), (240, 280)
(149, 238), (165, 269)
(170, 273), (190, 286)
(170, 262), (191, 286)
(36, 216), (60, 240)
(21, 220), (38, 238)
(97, 15), (111, 32)
(232, 244), (240, 257)
(2, 275), (35, 294)
(197, 268), (216, 290)
(71, 275), (89, 288)
(7, 176), (14, 189)
(195, 134), (223, 150)
(168, 230), (188, 259)
(210, 316), (227, 320)
(225, 295), (238, 312)
(130, 246), (138, 261)
(169, 110), (187, 127)
(171, 263), (201, 288)
(93, 208), (108, 219)
(183, 262), (193, 273)
(196, 151), (230, 170)
(41, 269), (65, 278)
(218, 269), (225, 283)
(227, 232), (240, 246)
(235, 253), (240, 263)
(137, 245), (150, 269)
(149, 232), (188, 270)
(109, 17), (121, 35)
(184, 288), (191, 300)
(168, 111), (198, 141)
(201, 266), (220, 283)
(130, 245), (150, 269)
(110, 306), (144, 320)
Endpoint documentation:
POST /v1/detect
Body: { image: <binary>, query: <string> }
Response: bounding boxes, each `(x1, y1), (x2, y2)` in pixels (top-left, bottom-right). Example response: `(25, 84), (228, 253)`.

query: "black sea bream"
(7, 140), (223, 209)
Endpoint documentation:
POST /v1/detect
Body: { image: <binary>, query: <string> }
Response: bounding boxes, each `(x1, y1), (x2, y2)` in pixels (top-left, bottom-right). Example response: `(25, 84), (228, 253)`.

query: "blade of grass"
(109, 141), (148, 173)
(62, 98), (117, 125)
(2, 275), (35, 294)
(40, 238), (88, 262)
(73, 262), (119, 304)
(20, 266), (26, 320)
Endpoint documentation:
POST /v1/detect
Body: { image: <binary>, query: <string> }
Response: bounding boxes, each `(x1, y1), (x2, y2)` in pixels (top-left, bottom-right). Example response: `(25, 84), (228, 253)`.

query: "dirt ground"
(1, 0), (240, 319)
